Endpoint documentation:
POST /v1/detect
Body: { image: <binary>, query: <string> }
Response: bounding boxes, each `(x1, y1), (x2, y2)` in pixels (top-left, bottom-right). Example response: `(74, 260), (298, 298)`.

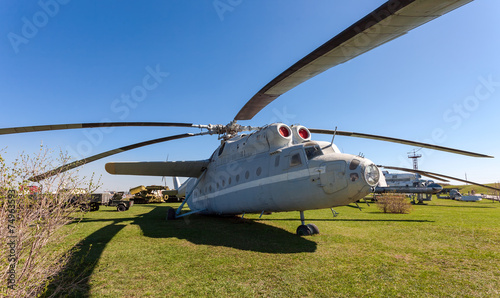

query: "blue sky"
(1, 0), (499, 191)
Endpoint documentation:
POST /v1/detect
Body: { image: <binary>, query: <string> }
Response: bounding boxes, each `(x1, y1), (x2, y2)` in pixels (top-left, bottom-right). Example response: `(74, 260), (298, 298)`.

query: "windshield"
(304, 144), (323, 160)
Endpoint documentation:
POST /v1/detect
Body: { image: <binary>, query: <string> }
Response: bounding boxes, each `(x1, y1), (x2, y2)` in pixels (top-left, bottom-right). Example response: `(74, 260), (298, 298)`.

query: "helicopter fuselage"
(185, 123), (380, 215)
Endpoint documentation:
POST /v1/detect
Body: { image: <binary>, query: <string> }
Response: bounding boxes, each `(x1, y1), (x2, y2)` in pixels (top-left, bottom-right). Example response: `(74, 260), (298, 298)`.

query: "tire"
(296, 224), (313, 236)
(117, 204), (126, 212)
(90, 203), (99, 211)
(307, 223), (320, 235)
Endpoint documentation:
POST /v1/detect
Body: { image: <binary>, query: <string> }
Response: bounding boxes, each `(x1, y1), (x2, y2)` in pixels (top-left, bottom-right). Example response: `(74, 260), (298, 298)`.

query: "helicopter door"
(319, 161), (347, 194)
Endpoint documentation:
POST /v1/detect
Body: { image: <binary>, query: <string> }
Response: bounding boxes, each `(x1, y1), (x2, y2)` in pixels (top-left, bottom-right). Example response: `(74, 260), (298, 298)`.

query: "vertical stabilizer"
(173, 177), (180, 190)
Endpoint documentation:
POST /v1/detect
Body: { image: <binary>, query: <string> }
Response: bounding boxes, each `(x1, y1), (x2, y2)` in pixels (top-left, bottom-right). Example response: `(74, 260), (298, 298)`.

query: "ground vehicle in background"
(71, 191), (134, 212)
(90, 191), (133, 211)
(130, 185), (169, 204)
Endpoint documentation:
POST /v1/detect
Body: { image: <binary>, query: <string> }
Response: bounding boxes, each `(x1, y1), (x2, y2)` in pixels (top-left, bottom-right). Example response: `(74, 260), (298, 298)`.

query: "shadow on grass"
(45, 206), (316, 296)
(44, 222), (127, 297)
(133, 206), (317, 254)
(257, 218), (433, 223)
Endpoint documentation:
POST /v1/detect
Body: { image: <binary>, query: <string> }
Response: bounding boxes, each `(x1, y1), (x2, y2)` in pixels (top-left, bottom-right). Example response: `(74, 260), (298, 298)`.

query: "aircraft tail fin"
(173, 177), (180, 190)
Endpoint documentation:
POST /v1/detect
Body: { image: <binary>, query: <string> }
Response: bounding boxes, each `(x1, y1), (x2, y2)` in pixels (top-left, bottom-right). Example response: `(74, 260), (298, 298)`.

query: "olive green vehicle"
(130, 185), (170, 204)
(89, 192), (133, 212)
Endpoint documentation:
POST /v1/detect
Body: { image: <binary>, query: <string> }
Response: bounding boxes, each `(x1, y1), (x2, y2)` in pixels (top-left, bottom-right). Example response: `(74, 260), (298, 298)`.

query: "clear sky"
(1, 0), (499, 191)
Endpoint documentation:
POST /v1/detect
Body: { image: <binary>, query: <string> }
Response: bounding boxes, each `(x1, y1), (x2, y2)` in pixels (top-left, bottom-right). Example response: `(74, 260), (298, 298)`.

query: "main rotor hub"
(202, 121), (259, 140)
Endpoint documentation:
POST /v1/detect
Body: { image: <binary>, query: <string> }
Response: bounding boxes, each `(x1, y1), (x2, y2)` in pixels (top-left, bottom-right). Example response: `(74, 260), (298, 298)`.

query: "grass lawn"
(46, 197), (500, 297)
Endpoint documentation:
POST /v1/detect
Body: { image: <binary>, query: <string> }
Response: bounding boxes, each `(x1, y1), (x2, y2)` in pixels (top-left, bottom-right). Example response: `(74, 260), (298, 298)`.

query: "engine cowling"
(266, 123), (292, 150)
(291, 125), (311, 143)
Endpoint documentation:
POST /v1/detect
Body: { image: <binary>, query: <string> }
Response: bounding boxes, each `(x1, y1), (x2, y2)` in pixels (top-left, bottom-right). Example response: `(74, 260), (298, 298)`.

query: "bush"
(0, 148), (99, 297)
(376, 194), (413, 214)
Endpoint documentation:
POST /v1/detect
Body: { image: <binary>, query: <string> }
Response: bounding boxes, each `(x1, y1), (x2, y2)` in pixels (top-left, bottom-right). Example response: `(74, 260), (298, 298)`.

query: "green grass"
(46, 198), (500, 297)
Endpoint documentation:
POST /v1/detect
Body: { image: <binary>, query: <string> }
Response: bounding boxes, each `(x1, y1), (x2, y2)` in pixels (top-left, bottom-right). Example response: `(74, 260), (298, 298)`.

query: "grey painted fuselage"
(184, 124), (380, 215)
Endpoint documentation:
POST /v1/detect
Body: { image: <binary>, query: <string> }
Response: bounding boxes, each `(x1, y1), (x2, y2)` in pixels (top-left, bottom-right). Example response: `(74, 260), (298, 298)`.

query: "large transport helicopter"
(2, 0), (499, 235)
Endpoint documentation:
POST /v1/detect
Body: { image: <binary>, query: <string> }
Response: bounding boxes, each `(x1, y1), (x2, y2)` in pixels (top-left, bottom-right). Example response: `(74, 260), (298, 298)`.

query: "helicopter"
(2, 0), (499, 236)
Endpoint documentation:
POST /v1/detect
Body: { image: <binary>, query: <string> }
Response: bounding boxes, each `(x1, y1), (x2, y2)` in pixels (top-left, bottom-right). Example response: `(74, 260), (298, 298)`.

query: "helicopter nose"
(347, 158), (380, 187)
(318, 157), (380, 197)
(362, 162), (380, 187)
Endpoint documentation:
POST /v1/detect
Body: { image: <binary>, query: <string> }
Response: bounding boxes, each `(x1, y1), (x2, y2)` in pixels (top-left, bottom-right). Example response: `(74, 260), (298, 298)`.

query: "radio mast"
(408, 149), (422, 170)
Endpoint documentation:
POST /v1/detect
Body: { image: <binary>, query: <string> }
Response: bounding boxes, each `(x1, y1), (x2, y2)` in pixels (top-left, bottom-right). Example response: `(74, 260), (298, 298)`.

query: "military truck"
(108, 192), (133, 211)
(65, 189), (99, 212)
(130, 185), (170, 204)
(91, 192), (133, 211)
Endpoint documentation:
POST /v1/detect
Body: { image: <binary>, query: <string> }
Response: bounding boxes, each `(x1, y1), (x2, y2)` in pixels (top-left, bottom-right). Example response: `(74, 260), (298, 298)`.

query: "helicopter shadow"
(133, 205), (317, 254)
(256, 218), (434, 223)
(44, 221), (127, 297)
(45, 206), (316, 296)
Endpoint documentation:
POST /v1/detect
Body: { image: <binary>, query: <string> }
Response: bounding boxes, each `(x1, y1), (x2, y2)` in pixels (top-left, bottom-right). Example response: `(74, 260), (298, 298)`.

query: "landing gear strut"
(296, 211), (319, 236)
(166, 208), (176, 220)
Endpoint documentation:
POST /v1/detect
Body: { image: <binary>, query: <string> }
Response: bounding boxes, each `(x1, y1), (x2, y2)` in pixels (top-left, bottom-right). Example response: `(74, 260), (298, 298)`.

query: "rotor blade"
(413, 173), (449, 183)
(0, 122), (199, 135)
(28, 132), (207, 182)
(309, 128), (493, 158)
(234, 0), (474, 120)
(378, 165), (500, 192)
(105, 160), (210, 178)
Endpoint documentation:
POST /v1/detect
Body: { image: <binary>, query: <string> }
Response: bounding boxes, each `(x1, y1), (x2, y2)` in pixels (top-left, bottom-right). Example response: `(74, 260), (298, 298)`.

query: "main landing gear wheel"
(166, 208), (176, 220)
(296, 211), (320, 236)
(307, 223), (320, 235)
(297, 225), (313, 236)
(90, 203), (99, 211)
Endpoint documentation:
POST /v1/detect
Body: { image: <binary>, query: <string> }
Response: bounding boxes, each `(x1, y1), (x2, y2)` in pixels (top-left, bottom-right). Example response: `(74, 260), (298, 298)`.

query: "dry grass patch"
(376, 194), (413, 214)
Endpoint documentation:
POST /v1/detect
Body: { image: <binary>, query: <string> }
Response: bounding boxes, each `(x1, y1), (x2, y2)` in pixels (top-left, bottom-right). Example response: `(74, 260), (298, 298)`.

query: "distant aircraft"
(373, 171), (444, 203)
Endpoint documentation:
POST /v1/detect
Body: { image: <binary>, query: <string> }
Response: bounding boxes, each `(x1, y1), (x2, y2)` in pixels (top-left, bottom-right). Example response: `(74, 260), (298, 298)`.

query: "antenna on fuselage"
(330, 126), (338, 146)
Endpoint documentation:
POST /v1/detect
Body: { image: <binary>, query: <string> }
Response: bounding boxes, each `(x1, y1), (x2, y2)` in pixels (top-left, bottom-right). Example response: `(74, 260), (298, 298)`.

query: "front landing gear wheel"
(166, 208), (176, 220)
(307, 223), (320, 235)
(296, 224), (313, 236)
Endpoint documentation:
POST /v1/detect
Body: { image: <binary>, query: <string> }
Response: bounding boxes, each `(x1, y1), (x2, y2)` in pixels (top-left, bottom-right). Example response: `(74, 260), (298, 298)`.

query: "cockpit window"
(304, 145), (323, 160)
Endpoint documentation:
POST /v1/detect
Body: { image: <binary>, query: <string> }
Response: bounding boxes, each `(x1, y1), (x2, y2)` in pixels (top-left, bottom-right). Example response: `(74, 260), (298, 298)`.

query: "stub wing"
(105, 160), (209, 178)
